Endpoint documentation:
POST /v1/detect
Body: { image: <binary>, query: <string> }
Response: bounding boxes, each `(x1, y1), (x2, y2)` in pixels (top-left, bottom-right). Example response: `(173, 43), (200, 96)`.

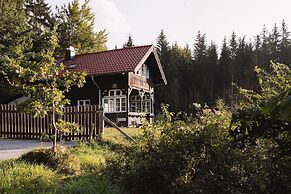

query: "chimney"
(65, 46), (76, 60)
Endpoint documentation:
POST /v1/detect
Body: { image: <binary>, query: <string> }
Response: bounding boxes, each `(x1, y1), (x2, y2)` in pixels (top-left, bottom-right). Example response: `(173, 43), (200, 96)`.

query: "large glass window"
(103, 90), (126, 113)
(130, 94), (151, 113)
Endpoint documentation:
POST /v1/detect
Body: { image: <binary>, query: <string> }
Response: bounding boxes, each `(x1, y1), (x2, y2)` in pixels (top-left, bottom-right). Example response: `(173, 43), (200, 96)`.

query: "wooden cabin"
(63, 45), (167, 127)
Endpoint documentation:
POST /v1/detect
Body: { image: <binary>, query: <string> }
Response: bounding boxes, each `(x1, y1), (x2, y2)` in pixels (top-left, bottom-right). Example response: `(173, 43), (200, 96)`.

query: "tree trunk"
(52, 111), (58, 152)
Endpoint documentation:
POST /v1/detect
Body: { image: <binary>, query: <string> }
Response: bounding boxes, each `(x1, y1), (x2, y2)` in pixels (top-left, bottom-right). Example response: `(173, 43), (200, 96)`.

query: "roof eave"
(134, 45), (167, 85)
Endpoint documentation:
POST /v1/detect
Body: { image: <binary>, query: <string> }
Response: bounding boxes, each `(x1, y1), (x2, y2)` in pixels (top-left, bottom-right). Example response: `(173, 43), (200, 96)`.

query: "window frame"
(103, 89), (127, 113)
(77, 99), (91, 106)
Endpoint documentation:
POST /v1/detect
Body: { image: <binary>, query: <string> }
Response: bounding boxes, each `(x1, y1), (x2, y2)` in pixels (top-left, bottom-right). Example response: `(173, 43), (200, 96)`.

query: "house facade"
(64, 45), (167, 127)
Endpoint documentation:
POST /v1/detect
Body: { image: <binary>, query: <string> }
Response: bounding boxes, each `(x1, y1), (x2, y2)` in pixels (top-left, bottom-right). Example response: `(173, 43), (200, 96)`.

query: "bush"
(107, 103), (250, 193)
(21, 147), (80, 175)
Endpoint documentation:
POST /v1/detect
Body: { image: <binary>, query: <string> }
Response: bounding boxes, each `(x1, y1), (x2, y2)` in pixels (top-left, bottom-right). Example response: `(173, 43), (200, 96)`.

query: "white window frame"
(142, 100), (151, 113)
(103, 89), (127, 113)
(77, 99), (91, 106)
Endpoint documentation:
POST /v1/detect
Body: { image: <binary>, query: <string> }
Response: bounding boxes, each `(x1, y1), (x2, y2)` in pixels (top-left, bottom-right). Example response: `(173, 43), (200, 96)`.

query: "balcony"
(128, 73), (150, 90)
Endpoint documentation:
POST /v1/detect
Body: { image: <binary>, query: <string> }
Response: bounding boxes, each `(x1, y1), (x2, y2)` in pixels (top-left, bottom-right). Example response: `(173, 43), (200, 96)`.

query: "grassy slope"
(0, 127), (141, 194)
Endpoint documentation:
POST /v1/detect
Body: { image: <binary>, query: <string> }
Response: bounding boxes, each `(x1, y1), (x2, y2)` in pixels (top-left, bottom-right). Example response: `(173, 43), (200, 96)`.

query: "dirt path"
(0, 139), (76, 160)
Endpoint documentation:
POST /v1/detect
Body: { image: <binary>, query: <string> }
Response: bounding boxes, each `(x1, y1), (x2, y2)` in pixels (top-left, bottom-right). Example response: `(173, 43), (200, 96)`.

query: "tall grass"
(0, 160), (58, 194)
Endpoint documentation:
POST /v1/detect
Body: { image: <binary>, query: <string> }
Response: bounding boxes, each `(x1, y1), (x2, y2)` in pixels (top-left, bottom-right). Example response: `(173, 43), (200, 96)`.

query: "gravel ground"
(0, 139), (76, 160)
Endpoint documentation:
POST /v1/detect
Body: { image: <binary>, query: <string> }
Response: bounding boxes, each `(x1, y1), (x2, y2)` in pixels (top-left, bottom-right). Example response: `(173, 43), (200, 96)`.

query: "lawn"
(0, 127), (143, 194)
(102, 127), (143, 144)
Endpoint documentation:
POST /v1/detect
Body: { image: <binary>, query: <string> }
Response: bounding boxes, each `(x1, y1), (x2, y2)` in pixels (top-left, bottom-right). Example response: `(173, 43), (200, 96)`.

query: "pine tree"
(229, 32), (238, 106)
(280, 20), (291, 66)
(192, 31), (208, 104)
(156, 30), (170, 69)
(219, 37), (231, 101)
(269, 23), (281, 62)
(206, 41), (218, 104)
(155, 30), (170, 112)
(260, 25), (272, 68)
(56, 0), (107, 56)
(25, 0), (55, 52)
(123, 34), (134, 48)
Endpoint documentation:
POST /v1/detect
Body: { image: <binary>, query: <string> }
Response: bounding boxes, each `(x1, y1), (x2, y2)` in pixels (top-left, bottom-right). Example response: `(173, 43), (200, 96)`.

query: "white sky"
(47, 0), (291, 50)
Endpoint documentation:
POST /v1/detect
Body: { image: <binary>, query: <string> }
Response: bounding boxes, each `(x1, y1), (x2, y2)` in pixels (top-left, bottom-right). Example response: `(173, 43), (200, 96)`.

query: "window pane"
(103, 99), (108, 112)
(109, 99), (114, 112)
(109, 91), (114, 96)
(116, 90), (121, 96)
(116, 98), (121, 111)
(121, 97), (126, 111)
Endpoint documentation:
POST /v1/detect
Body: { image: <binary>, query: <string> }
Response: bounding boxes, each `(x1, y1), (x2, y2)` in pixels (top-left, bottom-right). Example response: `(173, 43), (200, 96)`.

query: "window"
(136, 64), (149, 79)
(68, 64), (78, 69)
(103, 90), (126, 113)
(142, 101), (151, 113)
(130, 95), (141, 112)
(77, 99), (90, 106)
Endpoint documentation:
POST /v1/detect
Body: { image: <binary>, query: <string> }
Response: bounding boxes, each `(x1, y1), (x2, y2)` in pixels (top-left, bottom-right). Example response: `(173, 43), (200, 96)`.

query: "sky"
(47, 0), (291, 50)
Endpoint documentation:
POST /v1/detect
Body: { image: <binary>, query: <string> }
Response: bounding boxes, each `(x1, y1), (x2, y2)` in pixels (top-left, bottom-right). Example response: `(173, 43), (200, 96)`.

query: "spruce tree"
(156, 30), (170, 69)
(280, 20), (291, 66)
(123, 34), (134, 48)
(25, 0), (55, 52)
(155, 30), (170, 112)
(269, 23), (281, 62)
(56, 0), (107, 56)
(219, 37), (231, 101)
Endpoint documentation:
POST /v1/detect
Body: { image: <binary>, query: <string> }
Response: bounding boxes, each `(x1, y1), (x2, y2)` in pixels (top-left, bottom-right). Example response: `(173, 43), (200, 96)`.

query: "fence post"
(98, 107), (104, 135)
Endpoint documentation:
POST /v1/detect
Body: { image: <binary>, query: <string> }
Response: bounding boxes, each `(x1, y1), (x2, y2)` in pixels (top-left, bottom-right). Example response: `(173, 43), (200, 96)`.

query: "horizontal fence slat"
(0, 104), (102, 141)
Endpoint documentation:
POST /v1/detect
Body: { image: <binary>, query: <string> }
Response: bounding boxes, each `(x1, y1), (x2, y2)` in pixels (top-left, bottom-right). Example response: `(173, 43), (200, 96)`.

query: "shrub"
(108, 103), (254, 194)
(21, 147), (80, 175)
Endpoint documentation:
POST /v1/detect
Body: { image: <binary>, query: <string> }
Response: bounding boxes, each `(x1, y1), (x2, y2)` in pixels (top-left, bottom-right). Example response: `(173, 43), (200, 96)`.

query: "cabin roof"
(62, 45), (167, 85)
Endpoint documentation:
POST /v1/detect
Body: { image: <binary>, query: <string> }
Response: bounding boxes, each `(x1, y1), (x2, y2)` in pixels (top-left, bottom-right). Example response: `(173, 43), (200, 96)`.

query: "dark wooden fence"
(0, 104), (103, 140)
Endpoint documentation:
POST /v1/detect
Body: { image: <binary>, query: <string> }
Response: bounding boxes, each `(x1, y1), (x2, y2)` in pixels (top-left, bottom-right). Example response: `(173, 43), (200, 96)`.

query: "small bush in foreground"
(21, 147), (80, 175)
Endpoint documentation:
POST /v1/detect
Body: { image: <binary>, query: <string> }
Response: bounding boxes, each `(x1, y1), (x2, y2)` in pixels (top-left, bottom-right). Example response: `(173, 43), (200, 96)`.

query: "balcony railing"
(128, 73), (150, 90)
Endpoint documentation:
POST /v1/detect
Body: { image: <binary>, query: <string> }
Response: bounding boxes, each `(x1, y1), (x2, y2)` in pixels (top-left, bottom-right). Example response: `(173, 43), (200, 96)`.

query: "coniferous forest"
(155, 22), (291, 112)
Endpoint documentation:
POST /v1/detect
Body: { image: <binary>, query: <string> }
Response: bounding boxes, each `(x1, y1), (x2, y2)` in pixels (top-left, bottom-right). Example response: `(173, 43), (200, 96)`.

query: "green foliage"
(229, 63), (291, 193)
(0, 0), (29, 102)
(21, 147), (81, 175)
(231, 63), (291, 147)
(108, 103), (259, 194)
(56, 0), (107, 56)
(25, 0), (56, 53)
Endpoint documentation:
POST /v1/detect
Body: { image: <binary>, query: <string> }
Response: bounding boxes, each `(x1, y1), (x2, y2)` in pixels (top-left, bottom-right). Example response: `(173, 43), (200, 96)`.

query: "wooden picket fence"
(0, 104), (103, 140)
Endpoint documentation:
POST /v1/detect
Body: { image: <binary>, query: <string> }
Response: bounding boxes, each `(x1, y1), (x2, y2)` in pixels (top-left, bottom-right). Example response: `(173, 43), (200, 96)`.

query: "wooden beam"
(103, 115), (136, 142)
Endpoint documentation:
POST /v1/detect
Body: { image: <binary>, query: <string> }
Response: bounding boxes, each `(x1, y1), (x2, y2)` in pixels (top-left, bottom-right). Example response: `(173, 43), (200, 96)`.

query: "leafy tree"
(56, 0), (107, 56)
(231, 62), (291, 149)
(0, 9), (86, 150)
(123, 34), (134, 48)
(0, 0), (29, 103)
